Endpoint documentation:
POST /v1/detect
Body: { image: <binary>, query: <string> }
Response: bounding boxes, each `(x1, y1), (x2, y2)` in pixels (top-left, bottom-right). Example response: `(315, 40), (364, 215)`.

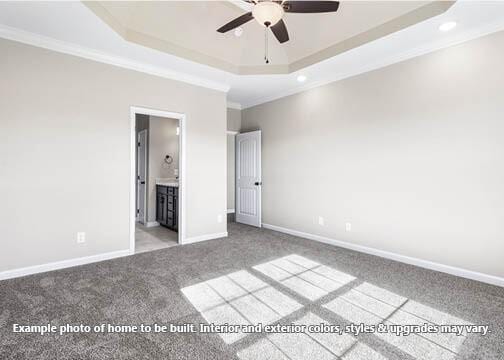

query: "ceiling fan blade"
(283, 1), (340, 13)
(217, 12), (253, 33)
(270, 19), (289, 43)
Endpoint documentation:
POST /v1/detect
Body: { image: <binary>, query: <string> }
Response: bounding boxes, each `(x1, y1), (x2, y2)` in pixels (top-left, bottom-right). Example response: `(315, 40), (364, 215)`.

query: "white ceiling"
(0, 1), (503, 109)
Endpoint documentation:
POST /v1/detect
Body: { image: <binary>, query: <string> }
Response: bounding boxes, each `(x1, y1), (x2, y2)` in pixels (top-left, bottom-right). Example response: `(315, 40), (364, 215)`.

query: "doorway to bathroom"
(131, 107), (185, 254)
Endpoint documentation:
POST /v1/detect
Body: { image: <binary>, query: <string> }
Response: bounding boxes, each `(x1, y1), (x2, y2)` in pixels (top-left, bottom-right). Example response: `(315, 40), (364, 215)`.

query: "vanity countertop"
(156, 178), (179, 187)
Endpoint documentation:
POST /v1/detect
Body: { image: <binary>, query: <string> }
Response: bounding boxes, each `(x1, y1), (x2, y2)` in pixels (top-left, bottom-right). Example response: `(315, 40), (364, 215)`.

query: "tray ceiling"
(85, 1), (454, 75)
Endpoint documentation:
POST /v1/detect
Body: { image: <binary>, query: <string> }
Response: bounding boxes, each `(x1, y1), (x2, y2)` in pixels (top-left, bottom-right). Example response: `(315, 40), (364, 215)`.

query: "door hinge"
(137, 209), (139, 214)
(138, 142), (141, 147)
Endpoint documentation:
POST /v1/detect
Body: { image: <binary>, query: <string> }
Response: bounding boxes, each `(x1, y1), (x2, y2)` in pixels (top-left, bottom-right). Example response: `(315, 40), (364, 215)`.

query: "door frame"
(136, 129), (148, 224)
(130, 106), (186, 253)
(226, 130), (238, 215)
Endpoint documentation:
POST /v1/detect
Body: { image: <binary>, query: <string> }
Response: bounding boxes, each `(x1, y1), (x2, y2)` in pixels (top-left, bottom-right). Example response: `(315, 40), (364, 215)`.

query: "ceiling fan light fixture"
(234, 27), (243, 37)
(252, 2), (284, 27)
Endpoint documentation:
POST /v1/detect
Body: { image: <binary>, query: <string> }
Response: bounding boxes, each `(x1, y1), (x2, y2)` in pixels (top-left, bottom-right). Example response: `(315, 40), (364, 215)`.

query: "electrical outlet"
(318, 216), (325, 226)
(345, 223), (352, 232)
(77, 232), (86, 244)
(217, 214), (223, 223)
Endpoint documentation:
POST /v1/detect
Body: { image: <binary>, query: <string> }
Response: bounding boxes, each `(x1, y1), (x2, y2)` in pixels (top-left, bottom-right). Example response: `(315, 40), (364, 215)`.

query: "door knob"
(140, 181), (145, 184)
(254, 182), (262, 186)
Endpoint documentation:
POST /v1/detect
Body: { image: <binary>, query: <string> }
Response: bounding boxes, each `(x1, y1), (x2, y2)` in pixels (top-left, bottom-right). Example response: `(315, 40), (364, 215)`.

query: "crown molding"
(241, 19), (504, 109)
(289, 0), (454, 73)
(227, 101), (242, 110)
(0, 24), (230, 93)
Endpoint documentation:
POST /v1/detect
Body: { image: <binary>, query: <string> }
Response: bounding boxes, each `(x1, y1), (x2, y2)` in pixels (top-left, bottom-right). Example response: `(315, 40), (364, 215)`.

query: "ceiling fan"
(217, 1), (340, 63)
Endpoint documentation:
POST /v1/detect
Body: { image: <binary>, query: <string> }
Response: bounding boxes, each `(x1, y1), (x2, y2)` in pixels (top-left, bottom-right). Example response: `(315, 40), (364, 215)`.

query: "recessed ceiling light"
(234, 27), (243, 37)
(439, 21), (457, 32)
(297, 75), (307, 83)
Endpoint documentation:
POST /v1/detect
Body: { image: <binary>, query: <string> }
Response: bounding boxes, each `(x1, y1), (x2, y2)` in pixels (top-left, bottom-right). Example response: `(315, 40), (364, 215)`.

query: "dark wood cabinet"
(156, 185), (178, 231)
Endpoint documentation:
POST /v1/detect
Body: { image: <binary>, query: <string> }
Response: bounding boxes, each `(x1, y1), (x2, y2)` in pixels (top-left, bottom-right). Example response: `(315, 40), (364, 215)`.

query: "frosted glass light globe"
(252, 2), (284, 27)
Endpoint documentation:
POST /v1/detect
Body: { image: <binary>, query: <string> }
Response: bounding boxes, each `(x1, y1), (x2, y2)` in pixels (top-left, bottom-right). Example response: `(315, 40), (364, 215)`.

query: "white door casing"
(137, 129), (147, 224)
(236, 130), (262, 227)
(130, 106), (186, 252)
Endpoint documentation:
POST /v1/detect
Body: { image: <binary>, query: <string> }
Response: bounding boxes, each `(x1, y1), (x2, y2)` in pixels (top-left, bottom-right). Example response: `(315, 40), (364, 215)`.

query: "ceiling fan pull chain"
(264, 27), (269, 64)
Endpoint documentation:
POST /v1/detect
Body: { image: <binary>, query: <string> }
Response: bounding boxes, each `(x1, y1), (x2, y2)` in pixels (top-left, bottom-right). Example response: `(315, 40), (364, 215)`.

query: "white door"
(137, 130), (147, 224)
(236, 130), (262, 227)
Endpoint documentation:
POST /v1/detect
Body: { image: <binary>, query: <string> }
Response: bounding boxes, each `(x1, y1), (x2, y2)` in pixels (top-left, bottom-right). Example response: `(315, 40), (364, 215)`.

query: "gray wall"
(227, 108), (241, 211)
(227, 108), (241, 132)
(147, 116), (179, 223)
(0, 38), (227, 272)
(242, 31), (504, 278)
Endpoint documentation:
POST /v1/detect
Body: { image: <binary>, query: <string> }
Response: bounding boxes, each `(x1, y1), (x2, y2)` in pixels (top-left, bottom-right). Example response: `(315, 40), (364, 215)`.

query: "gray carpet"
(1, 223), (503, 359)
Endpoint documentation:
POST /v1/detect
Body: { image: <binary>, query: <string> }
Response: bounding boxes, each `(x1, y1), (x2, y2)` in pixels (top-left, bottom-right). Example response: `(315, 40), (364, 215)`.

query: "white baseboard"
(0, 249), (132, 281)
(183, 232), (228, 245)
(227, 209), (235, 214)
(262, 223), (504, 288)
(145, 221), (160, 228)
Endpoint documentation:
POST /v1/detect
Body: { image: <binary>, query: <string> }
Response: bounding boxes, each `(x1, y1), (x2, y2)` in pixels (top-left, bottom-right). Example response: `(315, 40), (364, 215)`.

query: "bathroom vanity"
(156, 182), (178, 232)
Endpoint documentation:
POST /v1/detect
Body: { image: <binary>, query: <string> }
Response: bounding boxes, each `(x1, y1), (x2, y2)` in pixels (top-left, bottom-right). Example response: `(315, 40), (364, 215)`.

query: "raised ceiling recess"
(85, 1), (454, 75)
